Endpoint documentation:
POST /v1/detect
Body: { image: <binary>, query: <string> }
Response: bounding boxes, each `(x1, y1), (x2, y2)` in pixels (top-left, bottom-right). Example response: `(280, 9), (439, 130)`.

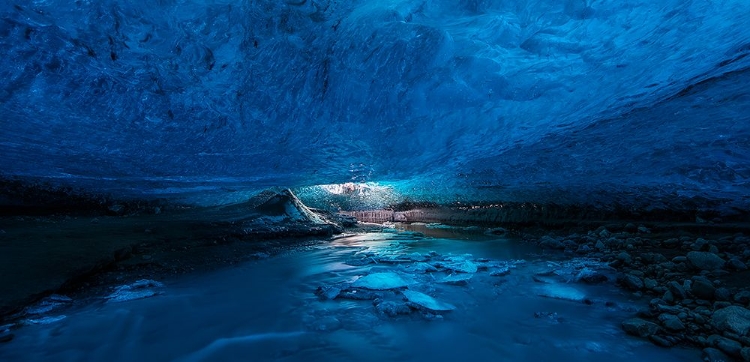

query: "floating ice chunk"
(489, 267), (511, 276)
(353, 272), (409, 290)
(537, 285), (587, 303)
(439, 273), (473, 285)
(402, 290), (456, 312)
(425, 223), (451, 229)
(412, 262), (438, 273)
(406, 252), (427, 262)
(446, 260), (478, 273)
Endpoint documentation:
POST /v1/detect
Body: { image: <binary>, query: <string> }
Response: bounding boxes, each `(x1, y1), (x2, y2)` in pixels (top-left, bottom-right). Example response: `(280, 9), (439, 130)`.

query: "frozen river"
(0, 228), (701, 361)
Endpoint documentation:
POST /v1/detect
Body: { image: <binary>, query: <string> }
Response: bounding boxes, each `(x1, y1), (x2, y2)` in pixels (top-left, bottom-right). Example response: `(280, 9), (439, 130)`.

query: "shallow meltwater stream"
(1, 229), (701, 361)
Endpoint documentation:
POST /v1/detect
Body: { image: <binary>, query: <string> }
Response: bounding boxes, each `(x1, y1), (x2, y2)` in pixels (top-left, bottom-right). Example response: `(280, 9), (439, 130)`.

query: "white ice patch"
(24, 315), (67, 325)
(402, 290), (456, 312)
(106, 279), (164, 303)
(536, 284), (587, 303)
(353, 272), (410, 290)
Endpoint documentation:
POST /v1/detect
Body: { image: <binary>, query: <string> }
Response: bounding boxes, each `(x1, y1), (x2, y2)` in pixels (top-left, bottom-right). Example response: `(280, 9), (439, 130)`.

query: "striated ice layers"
(0, 0), (749, 208)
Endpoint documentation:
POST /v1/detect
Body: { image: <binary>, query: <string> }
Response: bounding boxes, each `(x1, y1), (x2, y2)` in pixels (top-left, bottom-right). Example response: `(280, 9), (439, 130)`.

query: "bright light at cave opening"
(318, 182), (395, 197)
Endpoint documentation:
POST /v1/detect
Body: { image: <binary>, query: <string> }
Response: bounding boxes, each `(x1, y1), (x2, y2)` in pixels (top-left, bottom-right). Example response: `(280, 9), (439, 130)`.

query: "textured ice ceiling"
(1, 0), (749, 207)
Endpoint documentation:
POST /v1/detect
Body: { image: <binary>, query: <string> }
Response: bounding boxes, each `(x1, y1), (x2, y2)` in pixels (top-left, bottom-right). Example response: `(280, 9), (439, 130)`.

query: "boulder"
(540, 236), (564, 250)
(741, 347), (750, 362)
(576, 268), (609, 284)
(735, 291), (750, 304)
(707, 334), (742, 358)
(622, 318), (660, 337)
(667, 281), (687, 300)
(659, 313), (685, 331)
(375, 301), (412, 317)
(618, 274), (644, 291)
(712, 306), (750, 336)
(687, 251), (725, 271)
(703, 347), (732, 362)
(729, 258), (749, 271)
(691, 278), (716, 300)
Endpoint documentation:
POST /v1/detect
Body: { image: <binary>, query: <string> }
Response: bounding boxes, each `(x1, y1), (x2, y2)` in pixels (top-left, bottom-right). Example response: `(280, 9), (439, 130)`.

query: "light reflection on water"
(0, 232), (700, 362)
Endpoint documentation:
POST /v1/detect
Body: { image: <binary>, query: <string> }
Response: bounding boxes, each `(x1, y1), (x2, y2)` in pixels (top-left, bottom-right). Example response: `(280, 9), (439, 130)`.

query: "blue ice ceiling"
(1, 0), (749, 206)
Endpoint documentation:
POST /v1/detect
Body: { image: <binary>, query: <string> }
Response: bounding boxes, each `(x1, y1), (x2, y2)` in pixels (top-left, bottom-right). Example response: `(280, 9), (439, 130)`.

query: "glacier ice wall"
(1, 0), (749, 207)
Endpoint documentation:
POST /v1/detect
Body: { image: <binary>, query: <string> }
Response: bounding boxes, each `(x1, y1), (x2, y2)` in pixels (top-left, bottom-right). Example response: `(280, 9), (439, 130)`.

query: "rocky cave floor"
(1, 211), (750, 361)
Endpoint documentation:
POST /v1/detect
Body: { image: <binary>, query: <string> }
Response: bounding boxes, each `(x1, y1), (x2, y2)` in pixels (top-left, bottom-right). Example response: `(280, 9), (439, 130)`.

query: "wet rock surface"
(514, 224), (750, 360)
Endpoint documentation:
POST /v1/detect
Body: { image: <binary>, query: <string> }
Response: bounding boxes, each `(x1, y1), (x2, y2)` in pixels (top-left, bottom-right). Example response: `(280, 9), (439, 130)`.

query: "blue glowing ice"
(0, 1), (748, 207)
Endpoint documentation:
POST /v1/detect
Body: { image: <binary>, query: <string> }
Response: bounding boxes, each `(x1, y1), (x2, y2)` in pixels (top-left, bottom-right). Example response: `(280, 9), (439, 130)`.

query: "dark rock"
(659, 313), (686, 331)
(715, 288), (733, 301)
(715, 301), (733, 310)
(687, 251), (725, 271)
(691, 277), (716, 300)
(315, 285), (342, 300)
(618, 274), (644, 291)
(692, 238), (710, 251)
(576, 268), (609, 284)
(672, 256), (688, 263)
(540, 236), (565, 250)
(729, 258), (749, 271)
(331, 213), (358, 227)
(617, 252), (633, 264)
(703, 347), (732, 362)
(374, 301), (412, 317)
(622, 318), (660, 337)
(708, 334), (743, 357)
(741, 348), (750, 362)
(663, 290), (675, 304)
(735, 291), (750, 304)
(712, 306), (750, 336)
(663, 238), (681, 248)
(338, 289), (381, 300)
(642, 253), (668, 264)
(107, 203), (126, 215)
(659, 261), (677, 271)
(667, 281), (688, 300)
(649, 334), (673, 347)
(644, 278), (658, 290)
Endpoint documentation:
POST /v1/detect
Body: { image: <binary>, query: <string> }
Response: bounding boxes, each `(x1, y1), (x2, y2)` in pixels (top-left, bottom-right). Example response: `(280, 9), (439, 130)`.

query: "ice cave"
(1, 0), (749, 361)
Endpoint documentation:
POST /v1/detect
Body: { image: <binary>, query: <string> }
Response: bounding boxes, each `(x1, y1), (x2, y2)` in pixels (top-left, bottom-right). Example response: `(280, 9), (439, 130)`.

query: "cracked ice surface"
(0, 1), (748, 206)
